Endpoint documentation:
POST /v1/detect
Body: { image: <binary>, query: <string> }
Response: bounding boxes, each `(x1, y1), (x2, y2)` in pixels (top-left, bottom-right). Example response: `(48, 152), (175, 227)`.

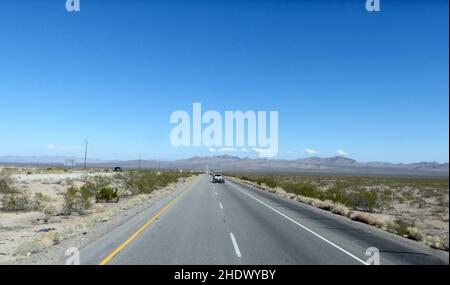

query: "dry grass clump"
(425, 234), (449, 251)
(330, 203), (351, 216)
(386, 219), (424, 241)
(15, 241), (43, 256)
(349, 212), (385, 228)
(0, 171), (17, 195)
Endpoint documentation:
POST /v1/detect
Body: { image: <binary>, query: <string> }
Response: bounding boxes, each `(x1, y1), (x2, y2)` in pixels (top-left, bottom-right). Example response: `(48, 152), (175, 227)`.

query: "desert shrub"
(348, 189), (378, 212)
(282, 182), (321, 199)
(406, 226), (424, 241)
(0, 173), (17, 194)
(31, 192), (54, 214)
(256, 176), (278, 188)
(95, 187), (119, 203)
(350, 212), (384, 228)
(240, 176), (251, 181)
(1, 193), (31, 211)
(387, 219), (421, 240)
(122, 171), (181, 194)
(323, 187), (352, 206)
(79, 185), (94, 208)
(62, 186), (92, 215)
(1, 191), (55, 213)
(426, 234), (449, 251)
(91, 175), (112, 189)
(80, 182), (98, 198)
(15, 241), (43, 256)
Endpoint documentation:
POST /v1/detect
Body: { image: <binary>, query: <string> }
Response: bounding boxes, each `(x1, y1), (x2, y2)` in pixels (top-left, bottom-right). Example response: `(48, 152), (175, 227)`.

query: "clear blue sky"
(0, 0), (448, 163)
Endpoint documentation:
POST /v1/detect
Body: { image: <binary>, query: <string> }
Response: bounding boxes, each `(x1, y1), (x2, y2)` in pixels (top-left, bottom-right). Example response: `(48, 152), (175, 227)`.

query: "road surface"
(79, 174), (448, 265)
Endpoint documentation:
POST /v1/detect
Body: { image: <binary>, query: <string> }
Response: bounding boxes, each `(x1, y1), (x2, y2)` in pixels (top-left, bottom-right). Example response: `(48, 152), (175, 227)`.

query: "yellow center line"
(99, 179), (197, 265)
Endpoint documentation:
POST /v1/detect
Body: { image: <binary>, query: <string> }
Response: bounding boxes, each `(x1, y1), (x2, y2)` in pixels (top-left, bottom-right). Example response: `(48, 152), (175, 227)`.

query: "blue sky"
(0, 0), (448, 163)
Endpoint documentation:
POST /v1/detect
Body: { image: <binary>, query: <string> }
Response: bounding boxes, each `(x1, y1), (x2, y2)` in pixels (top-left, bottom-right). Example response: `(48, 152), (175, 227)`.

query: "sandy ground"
(12, 172), (115, 182)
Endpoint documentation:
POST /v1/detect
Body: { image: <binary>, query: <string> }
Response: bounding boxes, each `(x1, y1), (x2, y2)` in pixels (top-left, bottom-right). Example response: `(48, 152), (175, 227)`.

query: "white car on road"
(211, 173), (225, 183)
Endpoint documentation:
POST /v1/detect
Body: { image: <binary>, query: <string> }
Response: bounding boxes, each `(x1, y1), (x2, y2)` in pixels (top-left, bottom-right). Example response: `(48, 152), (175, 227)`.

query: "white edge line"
(219, 202), (223, 209)
(228, 181), (368, 265)
(229, 232), (242, 258)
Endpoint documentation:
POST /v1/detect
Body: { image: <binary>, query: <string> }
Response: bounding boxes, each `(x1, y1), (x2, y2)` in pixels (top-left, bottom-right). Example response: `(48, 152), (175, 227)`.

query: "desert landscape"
(0, 166), (197, 264)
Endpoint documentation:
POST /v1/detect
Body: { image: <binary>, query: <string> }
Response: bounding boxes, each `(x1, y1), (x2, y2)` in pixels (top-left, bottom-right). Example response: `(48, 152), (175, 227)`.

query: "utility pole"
(83, 139), (88, 170)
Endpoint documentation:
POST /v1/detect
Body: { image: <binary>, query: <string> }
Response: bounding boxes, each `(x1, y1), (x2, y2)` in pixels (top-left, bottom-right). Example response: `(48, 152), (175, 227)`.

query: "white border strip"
(230, 232), (242, 258)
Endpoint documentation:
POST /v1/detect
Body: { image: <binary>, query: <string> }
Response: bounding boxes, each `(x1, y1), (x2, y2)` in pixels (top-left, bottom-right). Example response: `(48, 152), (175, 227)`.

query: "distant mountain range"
(1, 155), (448, 177)
(0, 156), (113, 164)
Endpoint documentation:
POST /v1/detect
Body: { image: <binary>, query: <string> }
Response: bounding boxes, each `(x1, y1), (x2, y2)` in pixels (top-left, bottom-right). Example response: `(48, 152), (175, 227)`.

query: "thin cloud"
(48, 144), (81, 151)
(336, 149), (348, 156)
(208, 147), (237, 153)
(252, 148), (271, 154)
(304, 148), (318, 155)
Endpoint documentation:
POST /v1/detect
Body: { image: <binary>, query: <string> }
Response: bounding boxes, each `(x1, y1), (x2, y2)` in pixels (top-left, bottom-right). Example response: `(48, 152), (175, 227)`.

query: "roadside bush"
(387, 219), (421, 240)
(95, 187), (119, 203)
(123, 171), (181, 194)
(1, 191), (56, 213)
(282, 182), (321, 199)
(323, 187), (352, 207)
(0, 173), (17, 195)
(80, 182), (99, 198)
(1, 193), (31, 211)
(426, 234), (449, 251)
(256, 176), (278, 188)
(15, 241), (43, 256)
(62, 186), (92, 215)
(31, 192), (54, 214)
(348, 189), (378, 212)
(90, 175), (113, 189)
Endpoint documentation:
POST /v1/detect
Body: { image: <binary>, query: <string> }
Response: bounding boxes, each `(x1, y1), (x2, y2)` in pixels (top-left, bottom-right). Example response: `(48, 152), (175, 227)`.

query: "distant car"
(212, 173), (225, 183)
(113, 167), (122, 172)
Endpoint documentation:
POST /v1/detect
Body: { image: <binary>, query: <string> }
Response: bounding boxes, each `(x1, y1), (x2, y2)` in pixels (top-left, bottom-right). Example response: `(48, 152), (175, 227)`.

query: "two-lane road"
(80, 174), (448, 265)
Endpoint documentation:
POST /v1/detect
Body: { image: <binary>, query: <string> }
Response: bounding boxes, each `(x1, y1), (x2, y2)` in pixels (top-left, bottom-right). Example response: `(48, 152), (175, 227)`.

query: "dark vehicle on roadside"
(114, 167), (122, 172)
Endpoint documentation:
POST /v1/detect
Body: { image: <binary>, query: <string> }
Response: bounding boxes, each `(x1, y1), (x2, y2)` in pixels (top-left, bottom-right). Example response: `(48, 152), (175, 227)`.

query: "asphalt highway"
(79, 174), (448, 265)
